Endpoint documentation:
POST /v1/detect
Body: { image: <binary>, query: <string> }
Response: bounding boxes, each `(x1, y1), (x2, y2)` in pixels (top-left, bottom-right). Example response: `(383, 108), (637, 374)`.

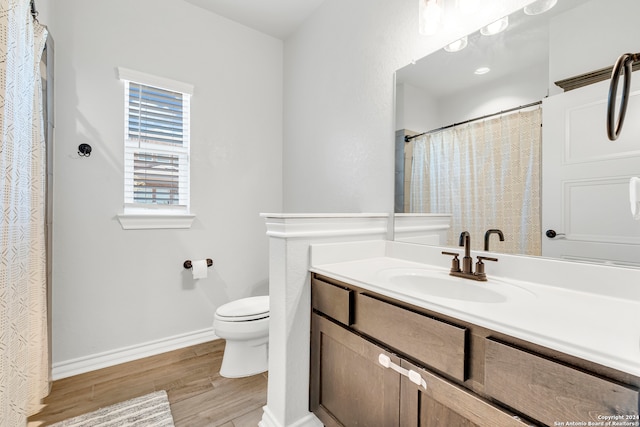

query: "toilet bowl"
(213, 295), (269, 378)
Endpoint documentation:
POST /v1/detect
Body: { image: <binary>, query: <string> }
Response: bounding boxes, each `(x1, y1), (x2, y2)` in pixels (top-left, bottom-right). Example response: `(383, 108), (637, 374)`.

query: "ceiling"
(181, 0), (327, 39)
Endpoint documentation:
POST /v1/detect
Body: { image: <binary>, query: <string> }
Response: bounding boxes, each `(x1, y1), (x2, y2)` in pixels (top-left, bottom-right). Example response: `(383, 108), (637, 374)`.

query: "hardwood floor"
(27, 340), (268, 427)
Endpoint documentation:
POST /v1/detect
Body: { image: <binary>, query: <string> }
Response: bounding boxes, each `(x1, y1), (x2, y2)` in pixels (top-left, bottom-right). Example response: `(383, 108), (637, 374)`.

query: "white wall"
(283, 0), (536, 213)
(396, 82), (439, 133)
(47, 0), (282, 370)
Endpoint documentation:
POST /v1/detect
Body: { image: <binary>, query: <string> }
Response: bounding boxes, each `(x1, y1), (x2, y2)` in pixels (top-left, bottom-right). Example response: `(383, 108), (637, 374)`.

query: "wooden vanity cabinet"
(310, 273), (640, 427)
(310, 274), (529, 427)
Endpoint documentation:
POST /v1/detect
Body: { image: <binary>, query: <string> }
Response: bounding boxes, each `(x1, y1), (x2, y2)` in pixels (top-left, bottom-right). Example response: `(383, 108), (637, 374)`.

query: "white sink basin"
(376, 268), (534, 303)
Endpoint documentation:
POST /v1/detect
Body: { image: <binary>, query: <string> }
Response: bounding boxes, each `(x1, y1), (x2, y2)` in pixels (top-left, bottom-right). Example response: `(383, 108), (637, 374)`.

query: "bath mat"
(50, 390), (175, 426)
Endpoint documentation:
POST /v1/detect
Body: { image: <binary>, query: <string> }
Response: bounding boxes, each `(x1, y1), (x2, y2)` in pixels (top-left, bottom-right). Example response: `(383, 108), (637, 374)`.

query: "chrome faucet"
(441, 231), (498, 281)
(484, 229), (504, 251)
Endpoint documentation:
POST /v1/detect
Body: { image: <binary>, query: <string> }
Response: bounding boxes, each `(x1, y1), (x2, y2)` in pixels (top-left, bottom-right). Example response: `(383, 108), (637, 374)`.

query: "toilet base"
(220, 339), (268, 378)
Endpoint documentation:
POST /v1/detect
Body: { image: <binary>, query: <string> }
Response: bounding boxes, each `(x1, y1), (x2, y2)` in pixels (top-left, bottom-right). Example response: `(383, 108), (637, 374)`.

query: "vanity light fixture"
(524, 0), (558, 16)
(474, 67), (490, 75)
(480, 16), (509, 36)
(444, 36), (468, 53)
(419, 0), (443, 36)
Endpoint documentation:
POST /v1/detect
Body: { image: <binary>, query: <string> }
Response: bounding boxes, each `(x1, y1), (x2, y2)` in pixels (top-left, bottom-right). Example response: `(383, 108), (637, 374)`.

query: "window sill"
(117, 213), (196, 230)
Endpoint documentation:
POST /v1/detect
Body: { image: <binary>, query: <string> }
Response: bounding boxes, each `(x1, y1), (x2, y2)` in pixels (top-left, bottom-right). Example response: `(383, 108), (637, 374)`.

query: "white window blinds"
(119, 68), (193, 212)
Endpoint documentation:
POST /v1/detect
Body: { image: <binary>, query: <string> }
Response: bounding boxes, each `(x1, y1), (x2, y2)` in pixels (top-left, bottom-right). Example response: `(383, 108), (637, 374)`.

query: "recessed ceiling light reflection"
(480, 16), (509, 36)
(444, 36), (468, 53)
(474, 67), (490, 75)
(524, 0), (558, 15)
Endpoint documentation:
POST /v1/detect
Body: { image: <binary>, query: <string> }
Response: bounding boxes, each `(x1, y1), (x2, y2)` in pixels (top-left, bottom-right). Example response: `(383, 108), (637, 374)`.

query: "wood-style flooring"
(27, 340), (268, 427)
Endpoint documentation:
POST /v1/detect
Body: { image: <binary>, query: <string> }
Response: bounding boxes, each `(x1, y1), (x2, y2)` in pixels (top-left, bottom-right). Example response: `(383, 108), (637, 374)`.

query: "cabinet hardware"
(378, 354), (427, 390)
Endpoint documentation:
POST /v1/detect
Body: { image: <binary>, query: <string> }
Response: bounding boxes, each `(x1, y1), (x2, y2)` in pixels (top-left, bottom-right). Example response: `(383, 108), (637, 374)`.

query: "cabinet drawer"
(311, 276), (353, 325)
(485, 339), (640, 426)
(355, 294), (467, 381)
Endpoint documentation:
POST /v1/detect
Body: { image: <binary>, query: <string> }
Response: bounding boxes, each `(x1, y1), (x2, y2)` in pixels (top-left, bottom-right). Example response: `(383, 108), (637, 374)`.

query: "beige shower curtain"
(0, 0), (50, 424)
(410, 107), (542, 256)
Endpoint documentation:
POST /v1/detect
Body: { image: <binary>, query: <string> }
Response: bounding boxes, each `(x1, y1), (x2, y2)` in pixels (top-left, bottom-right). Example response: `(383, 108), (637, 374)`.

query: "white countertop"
(310, 241), (640, 377)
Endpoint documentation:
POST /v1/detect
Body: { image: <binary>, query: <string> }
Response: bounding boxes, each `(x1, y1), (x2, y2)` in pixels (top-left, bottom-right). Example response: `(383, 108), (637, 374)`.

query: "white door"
(542, 75), (640, 267)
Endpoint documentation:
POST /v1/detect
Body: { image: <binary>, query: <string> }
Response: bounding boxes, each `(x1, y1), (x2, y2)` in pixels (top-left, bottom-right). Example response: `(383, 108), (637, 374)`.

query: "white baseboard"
(258, 406), (323, 427)
(52, 328), (219, 380)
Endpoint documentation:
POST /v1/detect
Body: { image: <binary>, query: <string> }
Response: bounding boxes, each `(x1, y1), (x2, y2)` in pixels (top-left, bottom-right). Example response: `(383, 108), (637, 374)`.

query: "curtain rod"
(404, 100), (542, 142)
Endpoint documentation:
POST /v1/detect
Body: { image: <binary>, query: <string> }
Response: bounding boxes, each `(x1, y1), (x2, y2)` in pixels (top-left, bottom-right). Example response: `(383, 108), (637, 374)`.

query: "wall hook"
(78, 143), (92, 157)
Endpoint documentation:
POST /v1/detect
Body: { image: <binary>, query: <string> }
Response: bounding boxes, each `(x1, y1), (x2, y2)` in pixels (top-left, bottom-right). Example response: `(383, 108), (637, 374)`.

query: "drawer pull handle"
(378, 354), (427, 390)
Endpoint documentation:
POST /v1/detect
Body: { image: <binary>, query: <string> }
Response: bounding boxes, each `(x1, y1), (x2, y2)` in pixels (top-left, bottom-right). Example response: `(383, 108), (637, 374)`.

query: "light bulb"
(419, 0), (443, 36)
(444, 36), (468, 53)
(480, 16), (509, 36)
(524, 0), (558, 15)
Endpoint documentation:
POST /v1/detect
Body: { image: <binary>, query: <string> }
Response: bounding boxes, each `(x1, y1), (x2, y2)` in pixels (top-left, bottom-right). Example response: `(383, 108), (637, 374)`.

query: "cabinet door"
(310, 313), (401, 427)
(400, 359), (535, 427)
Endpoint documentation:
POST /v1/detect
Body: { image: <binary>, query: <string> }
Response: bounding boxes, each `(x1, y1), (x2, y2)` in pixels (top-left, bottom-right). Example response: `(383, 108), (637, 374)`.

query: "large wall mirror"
(395, 0), (640, 267)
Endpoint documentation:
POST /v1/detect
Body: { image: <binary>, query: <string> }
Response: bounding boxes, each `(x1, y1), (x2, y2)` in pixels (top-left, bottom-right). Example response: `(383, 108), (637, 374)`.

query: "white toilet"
(213, 295), (269, 378)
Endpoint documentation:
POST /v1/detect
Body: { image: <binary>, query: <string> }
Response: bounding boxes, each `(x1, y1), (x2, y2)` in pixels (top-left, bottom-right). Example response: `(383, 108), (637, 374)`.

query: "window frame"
(116, 67), (195, 230)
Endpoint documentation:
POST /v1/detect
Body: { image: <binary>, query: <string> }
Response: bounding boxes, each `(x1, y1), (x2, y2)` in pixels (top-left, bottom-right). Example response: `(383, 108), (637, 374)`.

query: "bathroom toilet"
(213, 295), (269, 378)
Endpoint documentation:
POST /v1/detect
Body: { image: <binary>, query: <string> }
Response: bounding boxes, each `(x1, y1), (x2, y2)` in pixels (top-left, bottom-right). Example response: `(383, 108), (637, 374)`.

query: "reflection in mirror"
(394, 0), (640, 267)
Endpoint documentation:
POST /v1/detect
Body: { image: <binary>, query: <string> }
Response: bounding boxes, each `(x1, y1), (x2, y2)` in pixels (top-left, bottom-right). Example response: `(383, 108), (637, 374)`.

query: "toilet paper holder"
(183, 259), (213, 269)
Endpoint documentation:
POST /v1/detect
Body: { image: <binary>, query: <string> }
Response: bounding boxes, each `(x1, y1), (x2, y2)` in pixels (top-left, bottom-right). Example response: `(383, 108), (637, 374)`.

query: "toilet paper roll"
(631, 177), (640, 220)
(191, 259), (208, 279)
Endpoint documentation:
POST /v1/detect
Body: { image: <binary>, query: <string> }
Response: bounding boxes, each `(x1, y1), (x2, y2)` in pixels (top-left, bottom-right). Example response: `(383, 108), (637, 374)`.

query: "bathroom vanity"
(309, 241), (640, 427)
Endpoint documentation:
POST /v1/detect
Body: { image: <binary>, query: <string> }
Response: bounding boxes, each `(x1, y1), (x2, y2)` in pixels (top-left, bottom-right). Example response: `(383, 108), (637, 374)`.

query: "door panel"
(542, 77), (640, 266)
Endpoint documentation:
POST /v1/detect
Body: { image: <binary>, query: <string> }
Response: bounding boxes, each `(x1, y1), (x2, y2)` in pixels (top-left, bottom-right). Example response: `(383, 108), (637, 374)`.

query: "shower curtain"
(410, 108), (542, 256)
(0, 1), (49, 424)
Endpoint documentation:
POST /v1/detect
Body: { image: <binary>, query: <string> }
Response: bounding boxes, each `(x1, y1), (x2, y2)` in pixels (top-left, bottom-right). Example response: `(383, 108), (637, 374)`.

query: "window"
(117, 68), (195, 229)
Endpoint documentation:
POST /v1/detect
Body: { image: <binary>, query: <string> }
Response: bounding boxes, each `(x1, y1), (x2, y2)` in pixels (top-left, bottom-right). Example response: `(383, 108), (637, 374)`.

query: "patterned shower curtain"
(410, 107), (542, 256)
(0, 0), (49, 424)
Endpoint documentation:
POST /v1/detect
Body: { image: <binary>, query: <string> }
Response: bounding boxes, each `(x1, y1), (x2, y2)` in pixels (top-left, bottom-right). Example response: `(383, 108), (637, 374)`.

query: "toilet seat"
(215, 296), (269, 322)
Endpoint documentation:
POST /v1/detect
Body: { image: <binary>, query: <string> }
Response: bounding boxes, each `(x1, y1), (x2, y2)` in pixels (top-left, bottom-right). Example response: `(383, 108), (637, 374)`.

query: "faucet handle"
(474, 256), (498, 280)
(442, 251), (461, 273)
